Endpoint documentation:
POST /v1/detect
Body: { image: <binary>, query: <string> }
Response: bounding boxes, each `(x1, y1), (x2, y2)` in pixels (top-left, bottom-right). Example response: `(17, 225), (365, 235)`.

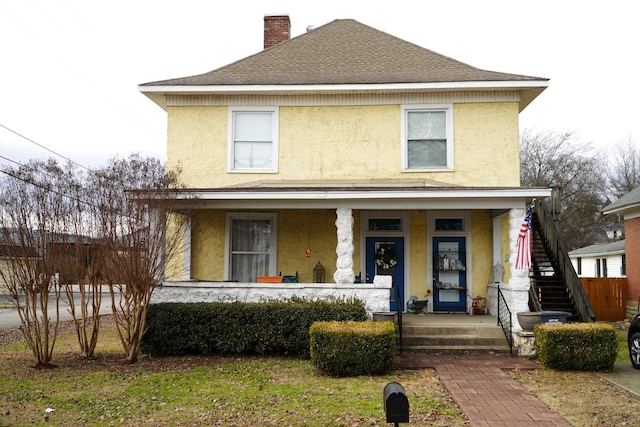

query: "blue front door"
(433, 237), (467, 312)
(366, 237), (404, 311)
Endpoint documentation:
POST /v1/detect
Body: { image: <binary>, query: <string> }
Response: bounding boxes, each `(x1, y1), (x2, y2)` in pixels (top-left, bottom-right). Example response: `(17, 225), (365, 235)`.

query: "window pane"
(408, 111), (445, 139)
(234, 141), (273, 169)
(435, 218), (463, 231)
(368, 218), (402, 231)
(231, 254), (270, 282)
(232, 219), (271, 252)
(231, 218), (272, 282)
(408, 139), (446, 167)
(235, 112), (272, 141)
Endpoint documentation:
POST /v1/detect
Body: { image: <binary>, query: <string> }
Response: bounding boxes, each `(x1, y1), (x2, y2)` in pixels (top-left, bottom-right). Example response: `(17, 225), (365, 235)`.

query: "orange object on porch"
(257, 276), (284, 283)
(470, 296), (487, 315)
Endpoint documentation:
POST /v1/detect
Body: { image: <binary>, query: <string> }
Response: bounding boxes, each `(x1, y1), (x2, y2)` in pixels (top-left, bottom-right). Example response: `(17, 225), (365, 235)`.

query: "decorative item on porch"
(313, 261), (325, 283)
(406, 295), (428, 314)
(373, 244), (398, 270)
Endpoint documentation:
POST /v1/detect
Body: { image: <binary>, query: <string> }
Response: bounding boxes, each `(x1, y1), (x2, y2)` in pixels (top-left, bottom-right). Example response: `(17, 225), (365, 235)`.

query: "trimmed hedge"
(310, 320), (396, 376)
(141, 297), (367, 358)
(534, 322), (617, 371)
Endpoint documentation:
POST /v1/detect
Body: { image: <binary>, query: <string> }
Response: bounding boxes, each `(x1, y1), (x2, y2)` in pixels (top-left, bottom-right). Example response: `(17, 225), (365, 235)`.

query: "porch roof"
(166, 180), (551, 210)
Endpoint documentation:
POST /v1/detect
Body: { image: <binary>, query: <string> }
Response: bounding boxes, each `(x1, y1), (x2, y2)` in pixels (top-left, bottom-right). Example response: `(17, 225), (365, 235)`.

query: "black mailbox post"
(383, 381), (409, 425)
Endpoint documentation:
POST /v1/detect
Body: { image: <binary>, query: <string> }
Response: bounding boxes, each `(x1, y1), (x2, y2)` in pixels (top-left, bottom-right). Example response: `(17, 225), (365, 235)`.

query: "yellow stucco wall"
(277, 210), (339, 282)
(408, 211), (428, 298)
(470, 210), (494, 298)
(167, 102), (521, 188)
(453, 103), (521, 186)
(190, 210), (226, 280)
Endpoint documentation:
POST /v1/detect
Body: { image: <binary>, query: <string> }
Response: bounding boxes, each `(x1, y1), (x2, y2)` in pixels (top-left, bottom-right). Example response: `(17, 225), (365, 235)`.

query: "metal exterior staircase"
(529, 201), (596, 322)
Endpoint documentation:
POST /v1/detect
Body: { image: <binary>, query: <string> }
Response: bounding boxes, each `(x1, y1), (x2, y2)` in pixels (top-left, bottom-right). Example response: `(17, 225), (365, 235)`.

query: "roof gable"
(603, 186), (640, 215)
(142, 19), (547, 87)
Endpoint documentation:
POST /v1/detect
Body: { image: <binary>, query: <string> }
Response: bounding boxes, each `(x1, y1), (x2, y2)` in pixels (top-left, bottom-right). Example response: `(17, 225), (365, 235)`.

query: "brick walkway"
(395, 353), (571, 426)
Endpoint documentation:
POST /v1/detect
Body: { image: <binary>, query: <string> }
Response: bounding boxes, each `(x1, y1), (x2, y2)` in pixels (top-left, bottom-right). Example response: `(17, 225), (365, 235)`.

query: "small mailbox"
(383, 381), (409, 424)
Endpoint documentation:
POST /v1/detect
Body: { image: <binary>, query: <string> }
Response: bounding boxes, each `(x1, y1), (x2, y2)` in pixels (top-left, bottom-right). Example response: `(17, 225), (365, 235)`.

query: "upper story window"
(401, 105), (453, 171)
(228, 107), (279, 172)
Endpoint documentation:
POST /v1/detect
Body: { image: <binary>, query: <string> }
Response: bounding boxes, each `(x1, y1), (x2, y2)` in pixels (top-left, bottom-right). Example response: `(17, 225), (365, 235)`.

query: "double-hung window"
(225, 212), (277, 282)
(228, 107), (279, 172)
(401, 105), (453, 171)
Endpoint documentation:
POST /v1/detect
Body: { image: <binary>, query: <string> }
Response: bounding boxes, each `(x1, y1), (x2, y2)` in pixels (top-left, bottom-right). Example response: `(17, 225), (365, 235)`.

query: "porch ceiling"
(166, 181), (551, 210)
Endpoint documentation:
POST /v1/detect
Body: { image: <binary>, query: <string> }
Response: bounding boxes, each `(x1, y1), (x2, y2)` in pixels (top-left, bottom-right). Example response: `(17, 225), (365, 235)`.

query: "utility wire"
(0, 122), (91, 172)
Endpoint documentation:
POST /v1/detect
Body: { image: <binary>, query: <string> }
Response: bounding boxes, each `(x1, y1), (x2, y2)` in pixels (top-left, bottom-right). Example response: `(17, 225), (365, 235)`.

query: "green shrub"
(310, 320), (396, 376)
(534, 323), (617, 371)
(141, 297), (367, 358)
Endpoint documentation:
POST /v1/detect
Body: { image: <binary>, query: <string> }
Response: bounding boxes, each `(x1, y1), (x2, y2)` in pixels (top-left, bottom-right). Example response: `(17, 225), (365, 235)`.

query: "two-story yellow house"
(139, 15), (550, 318)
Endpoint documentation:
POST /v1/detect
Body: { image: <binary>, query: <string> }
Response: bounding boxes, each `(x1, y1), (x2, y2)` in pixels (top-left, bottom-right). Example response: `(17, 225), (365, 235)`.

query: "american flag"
(515, 204), (533, 270)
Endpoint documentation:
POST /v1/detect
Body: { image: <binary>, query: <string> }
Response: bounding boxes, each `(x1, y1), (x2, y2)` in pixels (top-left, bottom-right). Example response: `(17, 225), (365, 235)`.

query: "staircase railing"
(533, 200), (596, 322)
(496, 285), (513, 356)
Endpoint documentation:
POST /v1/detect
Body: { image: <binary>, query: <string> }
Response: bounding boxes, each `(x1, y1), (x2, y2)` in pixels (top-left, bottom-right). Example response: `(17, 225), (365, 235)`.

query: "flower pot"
(257, 276), (284, 283)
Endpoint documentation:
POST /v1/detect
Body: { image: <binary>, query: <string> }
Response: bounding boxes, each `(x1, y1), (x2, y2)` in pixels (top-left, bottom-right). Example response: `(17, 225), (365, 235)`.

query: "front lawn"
(0, 318), (464, 426)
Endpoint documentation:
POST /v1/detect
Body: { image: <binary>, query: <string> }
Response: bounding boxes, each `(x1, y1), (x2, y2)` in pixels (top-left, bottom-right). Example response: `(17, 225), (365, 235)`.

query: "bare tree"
(520, 129), (606, 250)
(604, 136), (640, 201)
(0, 159), (73, 367)
(58, 168), (104, 359)
(90, 154), (189, 364)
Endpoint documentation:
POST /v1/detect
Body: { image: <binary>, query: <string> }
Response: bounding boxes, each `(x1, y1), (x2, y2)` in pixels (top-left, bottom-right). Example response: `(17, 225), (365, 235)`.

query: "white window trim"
(400, 104), (453, 172)
(224, 212), (278, 281)
(227, 106), (279, 173)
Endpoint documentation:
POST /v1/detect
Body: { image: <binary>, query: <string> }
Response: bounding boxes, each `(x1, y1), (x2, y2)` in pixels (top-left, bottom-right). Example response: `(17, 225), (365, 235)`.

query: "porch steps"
(399, 316), (511, 353)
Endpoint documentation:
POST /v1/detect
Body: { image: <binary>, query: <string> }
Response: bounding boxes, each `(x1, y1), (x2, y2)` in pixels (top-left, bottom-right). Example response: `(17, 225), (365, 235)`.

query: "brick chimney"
(264, 14), (290, 49)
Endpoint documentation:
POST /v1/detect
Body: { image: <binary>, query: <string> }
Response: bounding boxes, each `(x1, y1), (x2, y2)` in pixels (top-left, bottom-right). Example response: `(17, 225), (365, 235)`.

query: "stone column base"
(516, 330), (536, 357)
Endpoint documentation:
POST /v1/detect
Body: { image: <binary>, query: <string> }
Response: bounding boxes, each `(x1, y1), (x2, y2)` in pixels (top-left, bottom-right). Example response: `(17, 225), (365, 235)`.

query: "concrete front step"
(399, 323), (511, 353)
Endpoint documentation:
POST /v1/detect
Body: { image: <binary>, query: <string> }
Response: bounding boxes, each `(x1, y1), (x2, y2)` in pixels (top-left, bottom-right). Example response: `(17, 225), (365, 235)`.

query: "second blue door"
(433, 237), (467, 312)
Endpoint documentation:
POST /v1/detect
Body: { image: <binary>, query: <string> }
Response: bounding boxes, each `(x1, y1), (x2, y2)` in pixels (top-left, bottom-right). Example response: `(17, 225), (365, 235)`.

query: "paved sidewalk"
(395, 353), (570, 426)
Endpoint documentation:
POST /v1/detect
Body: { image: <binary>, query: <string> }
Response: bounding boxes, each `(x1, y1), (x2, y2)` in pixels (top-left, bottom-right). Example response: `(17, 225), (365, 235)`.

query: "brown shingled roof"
(141, 19), (546, 87)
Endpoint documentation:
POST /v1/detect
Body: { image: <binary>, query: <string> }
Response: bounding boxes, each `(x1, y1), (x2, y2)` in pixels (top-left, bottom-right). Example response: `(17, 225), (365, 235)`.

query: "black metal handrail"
(497, 285), (513, 356)
(533, 200), (596, 322)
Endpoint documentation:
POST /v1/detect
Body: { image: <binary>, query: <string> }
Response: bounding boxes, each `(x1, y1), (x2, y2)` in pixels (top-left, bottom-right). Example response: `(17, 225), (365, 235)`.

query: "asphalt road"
(0, 293), (112, 329)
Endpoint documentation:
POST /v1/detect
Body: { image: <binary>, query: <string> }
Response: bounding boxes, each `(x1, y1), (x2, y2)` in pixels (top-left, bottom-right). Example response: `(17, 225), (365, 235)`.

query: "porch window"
(368, 218), (402, 231)
(226, 213), (277, 282)
(228, 107), (279, 172)
(401, 105), (453, 171)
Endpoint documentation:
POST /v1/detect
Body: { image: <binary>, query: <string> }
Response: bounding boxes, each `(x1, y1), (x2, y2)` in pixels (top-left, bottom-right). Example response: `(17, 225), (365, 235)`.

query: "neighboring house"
(603, 187), (640, 309)
(139, 15), (550, 318)
(0, 228), (98, 295)
(568, 240), (626, 278)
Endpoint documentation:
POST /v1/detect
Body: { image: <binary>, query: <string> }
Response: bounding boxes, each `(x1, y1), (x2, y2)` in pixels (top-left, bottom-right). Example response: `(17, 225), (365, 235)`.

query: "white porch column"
(182, 217), (192, 280)
(333, 207), (355, 285)
(506, 207), (530, 330)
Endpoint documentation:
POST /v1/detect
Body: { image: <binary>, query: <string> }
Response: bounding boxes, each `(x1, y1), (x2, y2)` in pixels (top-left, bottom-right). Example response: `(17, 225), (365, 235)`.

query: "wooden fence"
(580, 277), (628, 321)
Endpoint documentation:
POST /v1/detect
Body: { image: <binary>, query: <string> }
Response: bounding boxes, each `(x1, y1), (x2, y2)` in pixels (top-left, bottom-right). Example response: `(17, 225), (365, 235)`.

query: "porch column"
(507, 207), (530, 328)
(333, 207), (355, 285)
(182, 216), (192, 280)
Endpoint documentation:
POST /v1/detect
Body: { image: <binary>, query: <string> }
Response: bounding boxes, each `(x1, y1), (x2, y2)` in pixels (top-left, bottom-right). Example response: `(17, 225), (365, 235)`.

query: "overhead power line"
(0, 122), (91, 171)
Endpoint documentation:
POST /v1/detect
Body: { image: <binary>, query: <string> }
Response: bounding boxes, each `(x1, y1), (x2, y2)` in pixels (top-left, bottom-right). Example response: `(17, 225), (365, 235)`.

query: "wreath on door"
(372, 244), (398, 270)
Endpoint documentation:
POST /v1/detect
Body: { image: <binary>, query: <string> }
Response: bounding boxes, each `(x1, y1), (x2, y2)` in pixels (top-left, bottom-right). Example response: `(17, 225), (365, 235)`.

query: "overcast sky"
(1, 0), (638, 168)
